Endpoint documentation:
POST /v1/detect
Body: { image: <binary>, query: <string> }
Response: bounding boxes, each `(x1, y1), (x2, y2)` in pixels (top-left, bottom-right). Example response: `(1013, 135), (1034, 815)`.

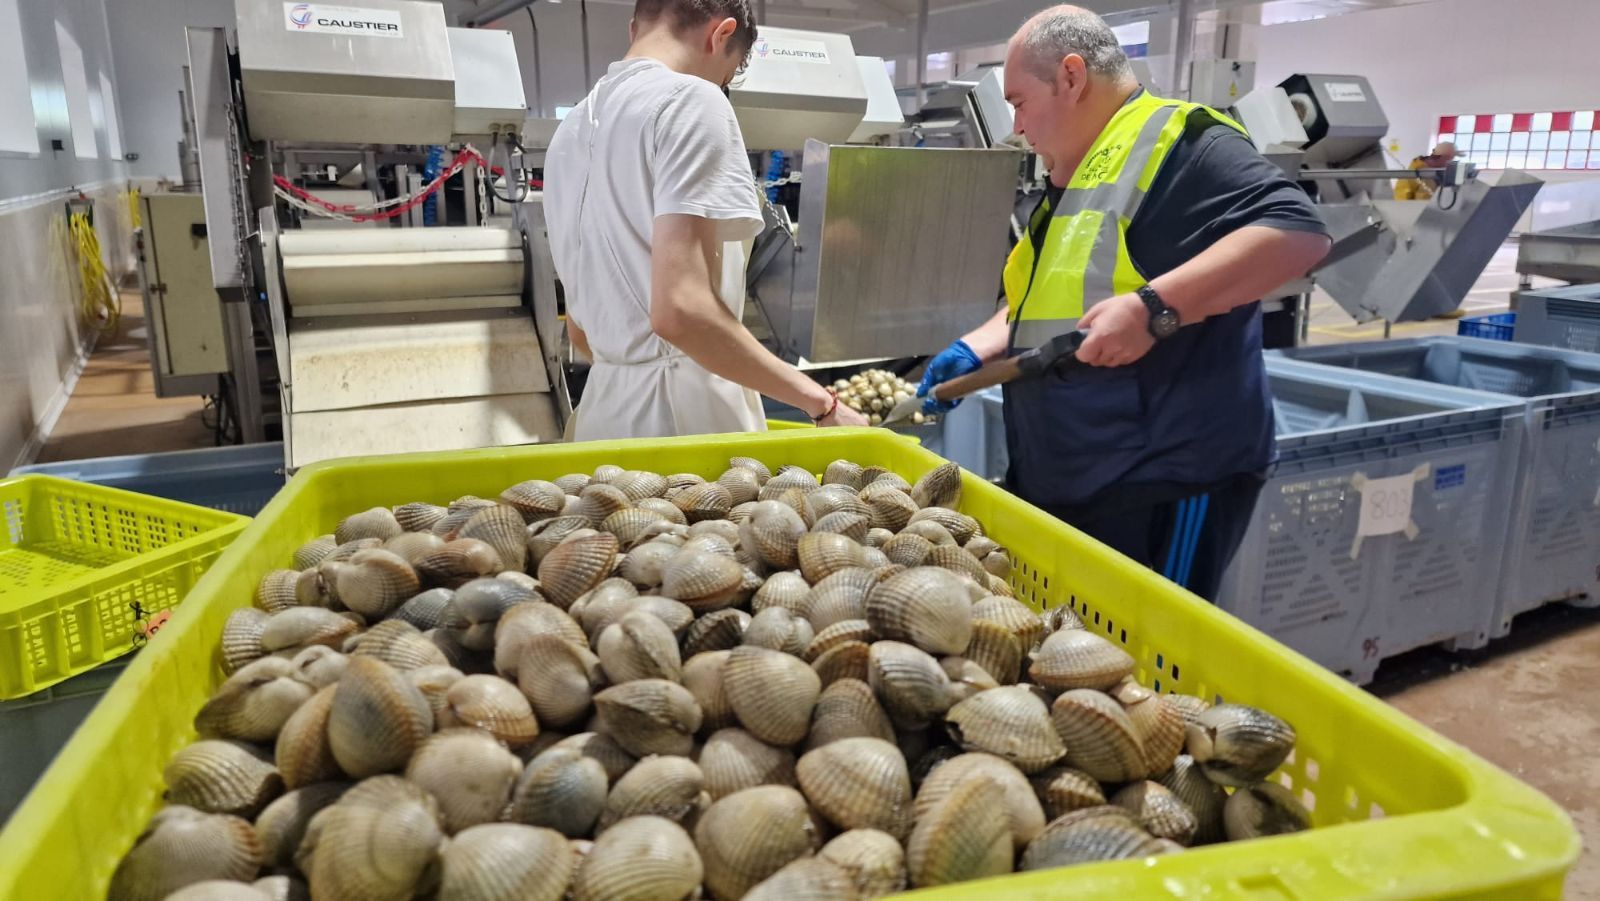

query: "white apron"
(570, 243), (765, 441)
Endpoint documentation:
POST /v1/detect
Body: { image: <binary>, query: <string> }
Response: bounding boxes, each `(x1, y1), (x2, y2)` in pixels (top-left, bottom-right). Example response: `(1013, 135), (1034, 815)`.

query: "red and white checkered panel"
(1436, 112), (1600, 170)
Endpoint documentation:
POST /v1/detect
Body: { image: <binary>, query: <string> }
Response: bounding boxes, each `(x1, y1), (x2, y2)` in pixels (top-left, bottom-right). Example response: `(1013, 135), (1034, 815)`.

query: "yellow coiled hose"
(68, 209), (120, 334)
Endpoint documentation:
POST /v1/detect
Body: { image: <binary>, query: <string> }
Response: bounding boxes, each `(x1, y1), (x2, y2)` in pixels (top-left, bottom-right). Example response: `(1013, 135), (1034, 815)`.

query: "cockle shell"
(723, 646), (820, 747)
(327, 656), (433, 778)
(900, 520), (956, 547)
(811, 511), (870, 544)
(940, 656), (1001, 704)
(944, 684), (1065, 774)
(905, 773), (1010, 888)
(672, 482), (733, 523)
(437, 674), (540, 747)
(881, 533), (932, 567)
(454, 575), (535, 626)
(683, 650), (737, 733)
(796, 737), (913, 840)
(1017, 805), (1163, 871)
(350, 619), (449, 671)
(738, 501), (808, 569)
(164, 740), (282, 818)
(516, 632), (603, 728)
(600, 508), (670, 548)
(597, 755), (706, 831)
(275, 686), (340, 789)
(751, 570), (809, 613)
(307, 785), (444, 901)
(805, 678), (896, 752)
(865, 566), (973, 655)
(802, 568), (878, 631)
(527, 515), (591, 562)
(812, 640), (872, 687)
(913, 752), (1045, 851)
(1187, 704), (1297, 787)
(694, 785), (819, 901)
(717, 467), (761, 505)
(593, 679), (703, 757)
(494, 601), (587, 678)
(260, 607), (358, 653)
(407, 728), (522, 833)
(971, 597), (1046, 651)
(538, 532), (619, 609)
(797, 532), (865, 584)
(859, 483), (917, 532)
(194, 669), (314, 743)
(108, 806), (263, 901)
(510, 747), (609, 837)
(573, 815), (702, 901)
(1050, 688), (1148, 783)
(1029, 629), (1135, 692)
(906, 506), (979, 544)
(963, 620), (1023, 685)
(1223, 781), (1312, 839)
(383, 531), (445, 567)
(1158, 754), (1229, 844)
(434, 497), (498, 537)
(221, 608), (268, 674)
(254, 783), (348, 871)
(416, 538), (503, 588)
(805, 484), (870, 521)
(1113, 780), (1199, 845)
(551, 732), (638, 784)
(744, 857), (857, 901)
(741, 607), (813, 656)
(682, 608), (750, 657)
(501, 479), (569, 523)
(661, 550), (745, 612)
(700, 728), (796, 800)
(254, 570), (300, 614)
(867, 641), (953, 730)
(555, 474), (591, 495)
(597, 611), (683, 684)
(393, 502), (448, 533)
(1029, 766), (1107, 820)
(1112, 681), (1186, 777)
(820, 829), (905, 898)
(823, 460), (865, 489)
(335, 507), (402, 544)
(804, 619), (873, 663)
(292, 535), (338, 571)
(437, 823), (573, 901)
(909, 462), (962, 509)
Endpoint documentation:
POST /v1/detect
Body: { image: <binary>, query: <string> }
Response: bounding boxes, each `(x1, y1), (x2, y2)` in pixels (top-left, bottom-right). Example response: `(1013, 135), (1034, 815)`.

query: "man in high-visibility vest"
(917, 6), (1331, 601)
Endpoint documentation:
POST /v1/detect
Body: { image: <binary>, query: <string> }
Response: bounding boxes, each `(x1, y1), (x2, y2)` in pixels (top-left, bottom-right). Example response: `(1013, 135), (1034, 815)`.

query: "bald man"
(1395, 142), (1458, 201)
(916, 6), (1330, 600)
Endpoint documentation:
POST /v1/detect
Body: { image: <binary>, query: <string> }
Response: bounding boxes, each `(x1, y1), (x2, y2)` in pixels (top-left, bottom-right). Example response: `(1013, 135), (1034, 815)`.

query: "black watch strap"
(1137, 285), (1180, 339)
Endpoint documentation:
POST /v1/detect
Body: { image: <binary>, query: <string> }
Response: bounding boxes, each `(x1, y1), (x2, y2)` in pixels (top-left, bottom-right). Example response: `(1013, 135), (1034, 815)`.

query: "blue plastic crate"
(1458, 311), (1516, 341)
(1214, 359), (1526, 684)
(11, 444), (285, 516)
(1274, 337), (1600, 634)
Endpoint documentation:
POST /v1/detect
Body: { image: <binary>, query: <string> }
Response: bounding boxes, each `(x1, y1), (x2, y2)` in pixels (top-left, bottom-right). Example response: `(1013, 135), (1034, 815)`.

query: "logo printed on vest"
(1080, 144), (1122, 184)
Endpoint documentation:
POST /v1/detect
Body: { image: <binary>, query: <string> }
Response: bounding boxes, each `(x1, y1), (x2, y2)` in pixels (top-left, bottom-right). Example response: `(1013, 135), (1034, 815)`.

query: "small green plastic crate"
(0, 475), (249, 700)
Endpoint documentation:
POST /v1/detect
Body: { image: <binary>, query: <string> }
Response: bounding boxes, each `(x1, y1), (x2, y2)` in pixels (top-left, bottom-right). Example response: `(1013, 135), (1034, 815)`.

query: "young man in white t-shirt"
(545, 0), (867, 440)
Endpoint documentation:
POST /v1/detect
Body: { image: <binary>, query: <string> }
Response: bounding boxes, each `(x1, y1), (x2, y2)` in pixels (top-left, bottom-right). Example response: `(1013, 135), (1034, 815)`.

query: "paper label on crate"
(752, 37), (831, 64)
(1356, 473), (1415, 538)
(1325, 81), (1367, 102)
(284, 3), (404, 38)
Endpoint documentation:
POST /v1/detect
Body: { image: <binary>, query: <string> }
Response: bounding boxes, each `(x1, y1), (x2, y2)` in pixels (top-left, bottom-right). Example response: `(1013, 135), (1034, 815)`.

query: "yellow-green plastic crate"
(0, 431), (1576, 898)
(0, 475), (249, 700)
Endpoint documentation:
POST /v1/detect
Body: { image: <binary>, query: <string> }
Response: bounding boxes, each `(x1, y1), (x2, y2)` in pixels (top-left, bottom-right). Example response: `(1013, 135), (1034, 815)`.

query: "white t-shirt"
(545, 57), (764, 367)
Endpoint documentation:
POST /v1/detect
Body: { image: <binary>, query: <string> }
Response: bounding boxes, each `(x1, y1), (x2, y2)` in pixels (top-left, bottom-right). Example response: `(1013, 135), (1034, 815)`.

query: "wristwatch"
(1137, 284), (1181, 340)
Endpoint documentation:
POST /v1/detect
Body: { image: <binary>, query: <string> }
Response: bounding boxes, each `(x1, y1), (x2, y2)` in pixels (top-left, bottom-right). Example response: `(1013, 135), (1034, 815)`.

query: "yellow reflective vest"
(1002, 91), (1247, 349)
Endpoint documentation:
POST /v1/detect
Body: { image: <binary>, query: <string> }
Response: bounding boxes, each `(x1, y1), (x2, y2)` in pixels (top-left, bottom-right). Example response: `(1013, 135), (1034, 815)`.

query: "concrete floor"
(27, 241), (1598, 893)
(34, 292), (213, 463)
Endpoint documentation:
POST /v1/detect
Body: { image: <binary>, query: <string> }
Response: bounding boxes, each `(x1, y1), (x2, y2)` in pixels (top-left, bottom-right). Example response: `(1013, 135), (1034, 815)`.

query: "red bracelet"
(810, 389), (838, 423)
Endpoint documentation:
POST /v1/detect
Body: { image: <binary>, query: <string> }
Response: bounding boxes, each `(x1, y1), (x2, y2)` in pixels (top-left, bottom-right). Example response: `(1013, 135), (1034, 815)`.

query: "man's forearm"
(1148, 226), (1331, 324)
(960, 307), (1012, 362)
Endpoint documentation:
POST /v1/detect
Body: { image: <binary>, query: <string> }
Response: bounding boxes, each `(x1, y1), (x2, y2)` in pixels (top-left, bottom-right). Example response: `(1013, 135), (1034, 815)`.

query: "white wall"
(104, 0), (235, 181)
(1, 0), (133, 470)
(491, 1), (634, 116)
(1255, 0), (1600, 167)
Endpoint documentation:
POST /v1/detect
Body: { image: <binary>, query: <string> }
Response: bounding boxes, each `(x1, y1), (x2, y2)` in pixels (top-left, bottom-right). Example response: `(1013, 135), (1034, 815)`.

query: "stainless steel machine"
(732, 28), (1021, 368)
(1237, 74), (1544, 325)
(179, 0), (568, 468)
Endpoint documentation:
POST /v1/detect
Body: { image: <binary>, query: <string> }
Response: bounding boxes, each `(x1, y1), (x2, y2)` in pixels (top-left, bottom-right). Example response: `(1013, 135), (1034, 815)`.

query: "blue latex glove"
(917, 340), (982, 413)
